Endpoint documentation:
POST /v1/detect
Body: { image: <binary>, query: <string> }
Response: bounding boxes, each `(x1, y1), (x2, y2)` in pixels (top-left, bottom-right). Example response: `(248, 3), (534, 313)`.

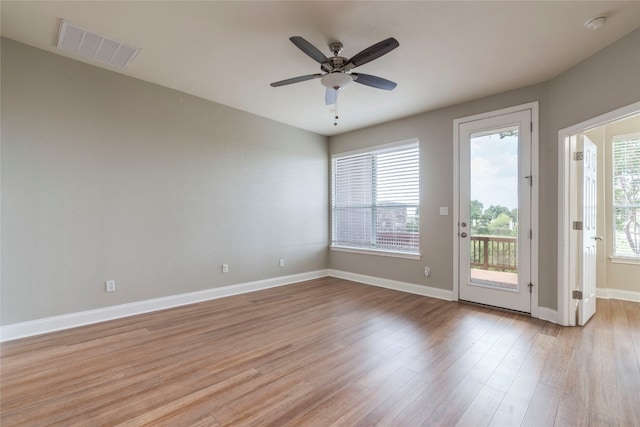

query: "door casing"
(453, 102), (539, 317)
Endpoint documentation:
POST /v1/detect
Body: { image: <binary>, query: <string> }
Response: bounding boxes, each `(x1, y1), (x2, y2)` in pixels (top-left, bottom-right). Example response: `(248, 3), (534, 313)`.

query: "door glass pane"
(468, 125), (519, 291)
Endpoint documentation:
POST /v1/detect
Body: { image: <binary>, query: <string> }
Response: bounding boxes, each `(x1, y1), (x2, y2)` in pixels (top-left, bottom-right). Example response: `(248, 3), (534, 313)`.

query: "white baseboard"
(328, 269), (454, 301)
(0, 270), (329, 342)
(596, 287), (640, 302)
(328, 270), (566, 325)
(5, 268), (595, 342)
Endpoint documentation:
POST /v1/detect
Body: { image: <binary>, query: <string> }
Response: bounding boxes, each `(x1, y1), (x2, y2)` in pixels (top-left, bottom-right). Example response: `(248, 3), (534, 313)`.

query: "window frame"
(610, 132), (640, 263)
(330, 138), (421, 259)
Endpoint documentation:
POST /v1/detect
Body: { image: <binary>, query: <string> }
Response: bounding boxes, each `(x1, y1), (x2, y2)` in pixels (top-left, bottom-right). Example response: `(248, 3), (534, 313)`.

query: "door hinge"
(573, 290), (583, 300)
(525, 175), (533, 186)
(574, 151), (584, 161)
(573, 221), (583, 230)
(530, 122), (533, 133)
(528, 282), (534, 294)
(530, 229), (533, 239)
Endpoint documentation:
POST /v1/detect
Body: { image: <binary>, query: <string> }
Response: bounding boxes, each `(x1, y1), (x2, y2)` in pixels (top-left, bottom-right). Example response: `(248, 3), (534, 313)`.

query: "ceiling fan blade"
(325, 88), (337, 105)
(290, 36), (329, 64)
(270, 74), (323, 87)
(347, 37), (399, 68)
(351, 73), (397, 90)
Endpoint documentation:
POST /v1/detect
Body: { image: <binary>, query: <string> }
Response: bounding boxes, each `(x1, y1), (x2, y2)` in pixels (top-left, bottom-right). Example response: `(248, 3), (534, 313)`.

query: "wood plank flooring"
(1, 277), (639, 426)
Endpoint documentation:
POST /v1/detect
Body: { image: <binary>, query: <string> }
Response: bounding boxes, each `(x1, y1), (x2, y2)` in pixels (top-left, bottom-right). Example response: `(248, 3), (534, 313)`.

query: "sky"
(470, 132), (519, 210)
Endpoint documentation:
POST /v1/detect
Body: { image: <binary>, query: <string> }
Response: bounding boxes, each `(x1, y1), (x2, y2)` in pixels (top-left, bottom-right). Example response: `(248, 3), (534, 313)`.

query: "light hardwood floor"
(1, 277), (639, 426)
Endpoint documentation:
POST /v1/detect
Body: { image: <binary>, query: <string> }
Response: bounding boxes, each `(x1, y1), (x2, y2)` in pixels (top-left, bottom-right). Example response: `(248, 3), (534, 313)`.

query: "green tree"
(499, 129), (518, 139)
(470, 201), (519, 236)
(509, 208), (518, 223)
(484, 205), (511, 222)
(489, 213), (513, 236)
(406, 207), (419, 232)
(470, 200), (484, 222)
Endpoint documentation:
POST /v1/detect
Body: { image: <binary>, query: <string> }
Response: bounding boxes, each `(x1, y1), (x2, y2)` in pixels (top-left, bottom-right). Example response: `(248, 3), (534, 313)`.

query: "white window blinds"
(332, 140), (419, 255)
(612, 134), (640, 258)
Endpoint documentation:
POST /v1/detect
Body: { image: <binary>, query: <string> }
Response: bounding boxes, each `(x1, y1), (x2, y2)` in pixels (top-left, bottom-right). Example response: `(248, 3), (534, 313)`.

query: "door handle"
(460, 222), (467, 228)
(460, 232), (468, 238)
(592, 236), (603, 241)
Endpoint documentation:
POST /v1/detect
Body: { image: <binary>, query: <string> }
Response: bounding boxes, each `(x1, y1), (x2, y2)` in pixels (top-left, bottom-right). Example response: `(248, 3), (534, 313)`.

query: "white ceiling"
(2, 1), (640, 136)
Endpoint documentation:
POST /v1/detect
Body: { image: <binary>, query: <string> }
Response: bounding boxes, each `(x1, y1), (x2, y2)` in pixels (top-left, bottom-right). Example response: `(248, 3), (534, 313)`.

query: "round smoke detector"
(584, 16), (607, 30)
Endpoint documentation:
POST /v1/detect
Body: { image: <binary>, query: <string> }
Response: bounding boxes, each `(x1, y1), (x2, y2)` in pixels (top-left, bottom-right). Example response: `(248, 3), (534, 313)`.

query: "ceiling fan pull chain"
(334, 93), (339, 126)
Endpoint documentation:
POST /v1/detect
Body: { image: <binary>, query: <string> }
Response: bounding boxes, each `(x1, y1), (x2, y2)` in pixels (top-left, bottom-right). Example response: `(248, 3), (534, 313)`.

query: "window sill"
(609, 256), (640, 265)
(330, 245), (421, 260)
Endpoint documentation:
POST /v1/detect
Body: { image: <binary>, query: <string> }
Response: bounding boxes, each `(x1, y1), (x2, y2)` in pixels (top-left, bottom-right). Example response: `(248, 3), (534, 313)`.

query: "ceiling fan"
(270, 36), (399, 107)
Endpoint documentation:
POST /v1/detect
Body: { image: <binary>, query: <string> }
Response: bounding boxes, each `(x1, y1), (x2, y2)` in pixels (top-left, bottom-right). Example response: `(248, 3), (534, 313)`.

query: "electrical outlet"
(279, 259), (285, 267)
(424, 267), (431, 277)
(222, 264), (229, 273)
(105, 280), (116, 292)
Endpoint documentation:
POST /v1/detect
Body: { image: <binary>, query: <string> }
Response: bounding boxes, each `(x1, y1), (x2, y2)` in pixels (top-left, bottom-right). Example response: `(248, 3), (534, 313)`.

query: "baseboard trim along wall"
(328, 269), (455, 301)
(596, 287), (640, 303)
(6, 270), (622, 342)
(0, 270), (328, 342)
(1, 270), (455, 342)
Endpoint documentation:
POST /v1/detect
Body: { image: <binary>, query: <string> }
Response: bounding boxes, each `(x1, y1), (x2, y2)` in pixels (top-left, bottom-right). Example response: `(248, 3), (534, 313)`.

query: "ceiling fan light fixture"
(321, 72), (353, 90)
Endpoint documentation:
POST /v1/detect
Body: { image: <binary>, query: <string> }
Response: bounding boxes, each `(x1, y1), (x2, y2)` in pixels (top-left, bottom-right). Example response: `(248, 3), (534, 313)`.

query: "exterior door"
(458, 110), (532, 313)
(573, 135), (598, 325)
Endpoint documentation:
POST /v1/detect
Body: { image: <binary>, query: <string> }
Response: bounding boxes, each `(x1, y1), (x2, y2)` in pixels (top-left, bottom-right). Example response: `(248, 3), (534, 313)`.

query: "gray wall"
(1, 38), (329, 325)
(329, 28), (640, 311)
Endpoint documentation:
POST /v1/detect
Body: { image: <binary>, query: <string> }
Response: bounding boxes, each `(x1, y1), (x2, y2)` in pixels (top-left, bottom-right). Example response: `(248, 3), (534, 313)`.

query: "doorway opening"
(557, 101), (640, 326)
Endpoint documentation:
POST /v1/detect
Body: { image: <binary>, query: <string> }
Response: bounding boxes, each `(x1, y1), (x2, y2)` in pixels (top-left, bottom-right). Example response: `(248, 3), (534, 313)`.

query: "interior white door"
(458, 110), (532, 313)
(575, 135), (598, 325)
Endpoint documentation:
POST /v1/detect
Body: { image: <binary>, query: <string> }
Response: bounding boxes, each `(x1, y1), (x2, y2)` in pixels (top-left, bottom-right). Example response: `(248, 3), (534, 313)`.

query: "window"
(612, 133), (640, 258)
(331, 139), (419, 257)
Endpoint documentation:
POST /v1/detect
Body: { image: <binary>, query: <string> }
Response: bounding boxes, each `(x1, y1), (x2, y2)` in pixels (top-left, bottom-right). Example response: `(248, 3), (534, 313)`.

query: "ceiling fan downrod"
(329, 42), (343, 57)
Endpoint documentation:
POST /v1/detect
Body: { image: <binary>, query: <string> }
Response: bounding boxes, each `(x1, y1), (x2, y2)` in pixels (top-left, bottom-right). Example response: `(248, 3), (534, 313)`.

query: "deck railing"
(470, 235), (517, 272)
(376, 231), (419, 249)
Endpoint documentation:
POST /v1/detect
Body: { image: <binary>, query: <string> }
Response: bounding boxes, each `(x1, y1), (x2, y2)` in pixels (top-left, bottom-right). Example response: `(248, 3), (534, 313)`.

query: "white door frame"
(453, 102), (539, 317)
(557, 100), (640, 326)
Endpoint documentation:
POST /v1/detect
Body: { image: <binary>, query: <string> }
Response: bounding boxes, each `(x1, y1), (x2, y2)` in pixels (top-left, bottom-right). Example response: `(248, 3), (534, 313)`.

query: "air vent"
(56, 20), (140, 69)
